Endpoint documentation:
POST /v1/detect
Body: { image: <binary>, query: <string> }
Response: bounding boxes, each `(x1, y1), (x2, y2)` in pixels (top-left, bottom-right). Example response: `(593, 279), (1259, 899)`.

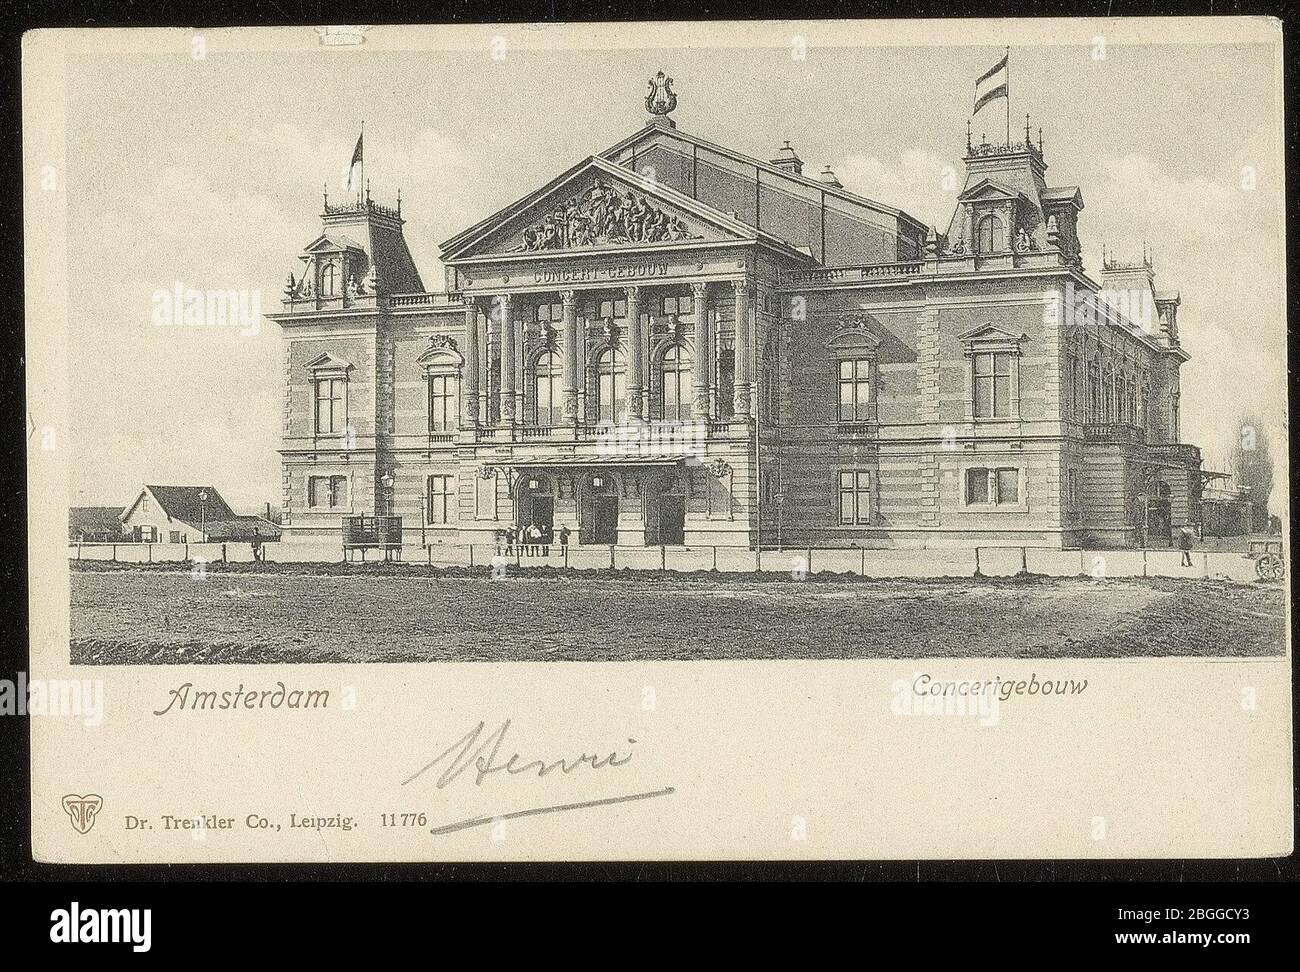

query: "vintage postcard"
(23, 19), (1291, 862)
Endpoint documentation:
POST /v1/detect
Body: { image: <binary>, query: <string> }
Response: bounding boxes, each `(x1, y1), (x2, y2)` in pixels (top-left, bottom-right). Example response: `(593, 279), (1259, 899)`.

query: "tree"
(1226, 415), (1274, 532)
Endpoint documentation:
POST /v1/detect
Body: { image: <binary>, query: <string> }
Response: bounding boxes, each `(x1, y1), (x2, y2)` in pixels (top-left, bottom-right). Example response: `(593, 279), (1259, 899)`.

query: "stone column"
(498, 294), (515, 422)
(560, 289), (579, 422)
(732, 279), (751, 417)
(692, 282), (711, 417)
(462, 295), (480, 426)
(625, 286), (642, 420)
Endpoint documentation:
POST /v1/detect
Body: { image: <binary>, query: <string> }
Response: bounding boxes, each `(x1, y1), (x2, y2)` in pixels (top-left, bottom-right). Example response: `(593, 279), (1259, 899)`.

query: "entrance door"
(519, 496), (554, 536)
(657, 495), (686, 546)
(591, 495), (618, 545)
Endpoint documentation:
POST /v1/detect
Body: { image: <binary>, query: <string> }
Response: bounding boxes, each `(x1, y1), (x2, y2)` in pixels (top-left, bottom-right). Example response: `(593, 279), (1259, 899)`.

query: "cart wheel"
(1257, 554), (1283, 580)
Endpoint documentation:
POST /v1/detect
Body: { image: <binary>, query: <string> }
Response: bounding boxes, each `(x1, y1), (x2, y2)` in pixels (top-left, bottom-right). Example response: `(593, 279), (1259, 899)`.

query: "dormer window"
(977, 213), (1005, 253)
(321, 259), (339, 297)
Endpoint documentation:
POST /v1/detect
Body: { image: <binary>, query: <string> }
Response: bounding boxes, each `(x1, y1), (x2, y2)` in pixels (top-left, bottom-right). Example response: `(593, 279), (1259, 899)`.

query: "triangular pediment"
(303, 233), (367, 255)
(957, 179), (1025, 204)
(305, 352), (353, 373)
(958, 323), (1026, 343)
(441, 157), (757, 262)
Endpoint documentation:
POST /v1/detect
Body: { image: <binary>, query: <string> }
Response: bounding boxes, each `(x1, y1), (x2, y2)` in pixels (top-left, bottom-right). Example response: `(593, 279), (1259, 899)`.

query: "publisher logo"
(62, 794), (103, 835)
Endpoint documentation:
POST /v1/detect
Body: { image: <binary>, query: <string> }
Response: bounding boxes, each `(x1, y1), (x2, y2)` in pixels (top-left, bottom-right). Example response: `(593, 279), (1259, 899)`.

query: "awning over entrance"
(504, 454), (689, 467)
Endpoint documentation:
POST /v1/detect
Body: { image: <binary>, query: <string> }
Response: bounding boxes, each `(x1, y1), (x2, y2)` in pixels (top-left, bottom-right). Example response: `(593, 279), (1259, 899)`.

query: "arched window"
(321, 260), (338, 297)
(660, 343), (692, 421)
(977, 214), (1004, 254)
(533, 350), (562, 426)
(597, 347), (626, 424)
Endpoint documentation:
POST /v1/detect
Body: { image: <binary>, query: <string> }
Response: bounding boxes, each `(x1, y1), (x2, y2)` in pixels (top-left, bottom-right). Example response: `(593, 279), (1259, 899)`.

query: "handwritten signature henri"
(402, 719), (673, 836)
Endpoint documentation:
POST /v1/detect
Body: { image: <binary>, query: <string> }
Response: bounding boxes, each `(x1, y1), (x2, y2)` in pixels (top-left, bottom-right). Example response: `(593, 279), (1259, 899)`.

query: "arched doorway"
(516, 472), (555, 542)
(579, 473), (619, 545)
(644, 471), (687, 546)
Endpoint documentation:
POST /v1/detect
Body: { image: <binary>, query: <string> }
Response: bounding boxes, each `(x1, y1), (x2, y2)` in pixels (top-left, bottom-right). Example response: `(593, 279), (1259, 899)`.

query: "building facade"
(270, 76), (1202, 550)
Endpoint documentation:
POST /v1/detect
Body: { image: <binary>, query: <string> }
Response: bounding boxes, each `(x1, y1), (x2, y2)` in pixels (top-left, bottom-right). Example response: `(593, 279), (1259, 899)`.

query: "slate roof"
(143, 485), (237, 524)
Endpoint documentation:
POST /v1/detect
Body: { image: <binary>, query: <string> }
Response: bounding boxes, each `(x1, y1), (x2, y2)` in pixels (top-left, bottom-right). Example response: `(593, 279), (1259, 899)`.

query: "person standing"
(1178, 526), (1194, 567)
(504, 525), (516, 556)
(526, 521), (542, 557)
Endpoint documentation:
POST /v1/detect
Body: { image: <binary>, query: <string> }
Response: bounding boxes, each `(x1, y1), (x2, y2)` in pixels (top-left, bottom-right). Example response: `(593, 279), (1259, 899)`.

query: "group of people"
(497, 522), (571, 557)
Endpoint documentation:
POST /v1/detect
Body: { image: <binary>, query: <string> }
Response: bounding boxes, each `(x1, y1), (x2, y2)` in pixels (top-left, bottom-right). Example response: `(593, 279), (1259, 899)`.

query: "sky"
(63, 32), (1286, 512)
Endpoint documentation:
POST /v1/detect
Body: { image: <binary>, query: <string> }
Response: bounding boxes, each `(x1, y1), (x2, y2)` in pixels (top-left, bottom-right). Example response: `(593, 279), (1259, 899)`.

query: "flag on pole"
(345, 130), (363, 191)
(973, 51), (1009, 115)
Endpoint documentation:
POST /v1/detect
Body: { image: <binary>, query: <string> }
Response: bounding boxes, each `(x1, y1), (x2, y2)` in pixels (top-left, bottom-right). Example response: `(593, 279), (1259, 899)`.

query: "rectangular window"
(662, 295), (693, 317)
(428, 374), (457, 432)
(169, 530), (181, 544)
(973, 352), (1012, 418)
(427, 474), (454, 525)
(308, 475), (348, 510)
(837, 358), (871, 422)
(598, 298), (628, 319)
(314, 377), (345, 434)
(838, 470), (872, 525)
(535, 302), (563, 324)
(965, 467), (1020, 505)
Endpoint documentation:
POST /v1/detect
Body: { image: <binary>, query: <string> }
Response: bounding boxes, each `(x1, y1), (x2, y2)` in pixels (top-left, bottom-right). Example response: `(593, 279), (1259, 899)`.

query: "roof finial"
(1038, 126), (1043, 153)
(323, 182), (328, 208)
(1025, 113), (1031, 147)
(966, 119), (972, 152)
(396, 187), (401, 214)
(644, 71), (678, 128)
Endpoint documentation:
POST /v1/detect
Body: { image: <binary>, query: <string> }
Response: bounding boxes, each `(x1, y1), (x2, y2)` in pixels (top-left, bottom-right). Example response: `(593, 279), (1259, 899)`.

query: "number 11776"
(381, 813), (428, 828)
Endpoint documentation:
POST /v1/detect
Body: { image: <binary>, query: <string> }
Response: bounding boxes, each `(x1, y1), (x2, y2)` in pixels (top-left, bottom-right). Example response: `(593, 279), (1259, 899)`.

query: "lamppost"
(380, 473), (395, 516)
(198, 490), (208, 542)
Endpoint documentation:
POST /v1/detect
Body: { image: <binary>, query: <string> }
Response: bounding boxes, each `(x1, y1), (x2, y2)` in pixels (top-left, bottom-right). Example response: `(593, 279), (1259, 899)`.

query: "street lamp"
(380, 473), (395, 515)
(198, 490), (208, 542)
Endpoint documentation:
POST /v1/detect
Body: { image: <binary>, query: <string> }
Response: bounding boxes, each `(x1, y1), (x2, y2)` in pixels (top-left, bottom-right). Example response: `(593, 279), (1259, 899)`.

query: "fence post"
(563, 544), (569, 569)
(860, 547), (866, 577)
(807, 546), (813, 575)
(1020, 546), (1027, 574)
(609, 544), (616, 570)
(1142, 549), (1147, 577)
(222, 543), (227, 563)
(111, 544), (116, 563)
(146, 543), (151, 564)
(973, 547), (981, 577)
(712, 545), (717, 571)
(660, 545), (666, 571)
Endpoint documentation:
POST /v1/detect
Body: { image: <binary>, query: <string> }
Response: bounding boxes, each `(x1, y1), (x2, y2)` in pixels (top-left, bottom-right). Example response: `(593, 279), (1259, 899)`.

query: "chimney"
(769, 140), (803, 176)
(818, 165), (843, 189)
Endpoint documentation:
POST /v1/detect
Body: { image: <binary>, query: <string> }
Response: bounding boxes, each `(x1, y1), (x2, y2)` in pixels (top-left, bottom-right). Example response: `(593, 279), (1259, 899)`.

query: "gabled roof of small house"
(135, 485), (237, 525)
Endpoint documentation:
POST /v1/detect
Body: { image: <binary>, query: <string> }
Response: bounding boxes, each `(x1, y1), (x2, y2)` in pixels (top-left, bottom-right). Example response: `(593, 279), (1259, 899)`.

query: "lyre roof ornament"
(645, 71), (678, 127)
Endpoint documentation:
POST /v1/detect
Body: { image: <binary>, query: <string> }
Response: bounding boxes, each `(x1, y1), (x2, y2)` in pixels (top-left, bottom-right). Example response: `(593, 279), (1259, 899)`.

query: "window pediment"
(305, 352), (353, 375)
(959, 323), (1026, 353)
(416, 335), (463, 371)
(826, 315), (882, 353)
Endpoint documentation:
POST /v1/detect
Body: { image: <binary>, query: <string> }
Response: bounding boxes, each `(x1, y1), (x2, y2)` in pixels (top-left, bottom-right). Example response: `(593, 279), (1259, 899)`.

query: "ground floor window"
(966, 467), (1020, 505)
(427, 474), (454, 525)
(308, 475), (348, 510)
(838, 470), (872, 525)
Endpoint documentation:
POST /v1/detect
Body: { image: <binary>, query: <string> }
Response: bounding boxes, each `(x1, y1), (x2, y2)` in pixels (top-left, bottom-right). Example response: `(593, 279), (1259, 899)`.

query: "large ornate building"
(270, 74), (1202, 550)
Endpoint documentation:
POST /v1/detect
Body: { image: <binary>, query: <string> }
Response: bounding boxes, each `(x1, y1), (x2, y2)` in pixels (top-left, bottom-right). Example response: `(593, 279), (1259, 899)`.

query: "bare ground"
(68, 562), (1287, 663)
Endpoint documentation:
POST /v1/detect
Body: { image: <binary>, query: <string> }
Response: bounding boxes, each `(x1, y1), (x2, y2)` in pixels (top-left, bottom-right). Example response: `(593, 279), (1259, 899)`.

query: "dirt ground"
(68, 564), (1287, 663)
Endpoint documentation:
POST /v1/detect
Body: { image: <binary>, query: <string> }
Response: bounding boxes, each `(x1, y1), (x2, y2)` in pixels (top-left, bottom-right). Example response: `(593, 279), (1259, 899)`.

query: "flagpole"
(359, 120), (365, 206)
(1005, 47), (1010, 147)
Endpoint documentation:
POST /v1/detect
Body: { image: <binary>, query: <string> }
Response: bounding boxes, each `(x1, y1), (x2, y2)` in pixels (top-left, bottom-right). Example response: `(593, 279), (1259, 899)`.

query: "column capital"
(560, 289), (579, 306)
(691, 281), (709, 299)
(731, 278), (751, 296)
(496, 292), (513, 308)
(459, 293), (480, 310)
(625, 284), (641, 300)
